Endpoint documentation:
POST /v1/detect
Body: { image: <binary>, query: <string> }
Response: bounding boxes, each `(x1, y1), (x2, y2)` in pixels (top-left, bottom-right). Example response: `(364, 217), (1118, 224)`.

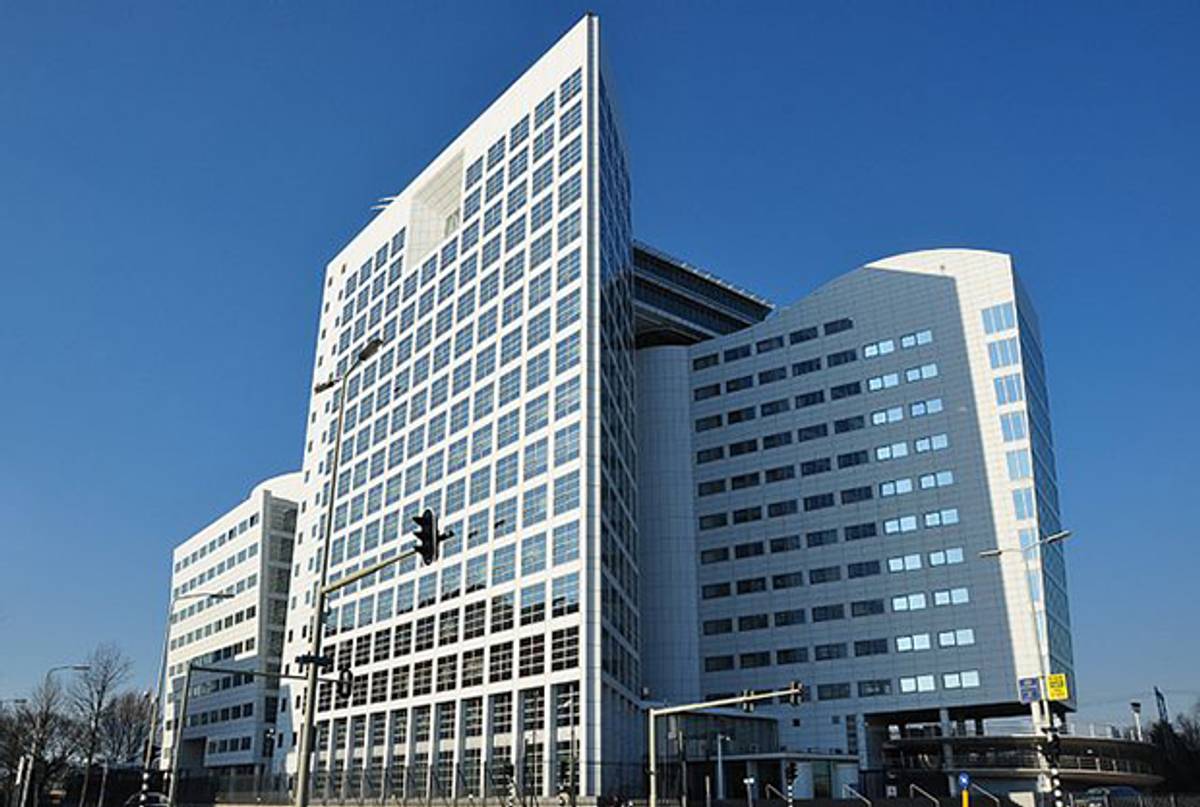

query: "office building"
(275, 15), (643, 799)
(257, 11), (1077, 801)
(162, 472), (303, 776)
(638, 247), (1073, 789)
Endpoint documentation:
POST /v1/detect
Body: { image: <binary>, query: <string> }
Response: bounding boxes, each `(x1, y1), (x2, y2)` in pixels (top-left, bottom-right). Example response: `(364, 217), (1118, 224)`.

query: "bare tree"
(71, 645), (131, 807)
(98, 692), (150, 767)
(20, 676), (79, 806)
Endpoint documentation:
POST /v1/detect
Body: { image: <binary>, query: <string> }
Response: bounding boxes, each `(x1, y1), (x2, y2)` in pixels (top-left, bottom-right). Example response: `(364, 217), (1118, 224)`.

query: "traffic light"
(413, 508), (451, 565)
(1044, 729), (1062, 763)
(740, 690), (756, 713)
(337, 665), (353, 699)
(786, 680), (805, 707)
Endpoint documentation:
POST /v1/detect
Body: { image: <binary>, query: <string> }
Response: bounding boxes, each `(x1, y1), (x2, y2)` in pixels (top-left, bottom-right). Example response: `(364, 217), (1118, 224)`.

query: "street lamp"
(979, 529), (1072, 805)
(142, 590), (234, 807)
(295, 336), (383, 807)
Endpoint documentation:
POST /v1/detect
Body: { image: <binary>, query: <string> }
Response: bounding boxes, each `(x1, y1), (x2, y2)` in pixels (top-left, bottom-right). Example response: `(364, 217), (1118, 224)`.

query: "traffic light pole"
(293, 511), (448, 807)
(647, 684), (804, 807)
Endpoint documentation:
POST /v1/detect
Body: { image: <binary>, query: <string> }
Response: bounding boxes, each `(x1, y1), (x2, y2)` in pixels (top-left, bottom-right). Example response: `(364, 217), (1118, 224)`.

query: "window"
(757, 335), (784, 353)
(726, 375), (753, 393)
(796, 390), (825, 408)
(938, 627), (976, 647)
(880, 478), (914, 497)
(761, 398), (790, 417)
(700, 547), (730, 564)
(905, 363), (939, 382)
(867, 373), (900, 391)
(847, 560), (880, 578)
(814, 642), (847, 661)
(812, 604), (844, 622)
(703, 618), (733, 635)
(830, 381), (862, 400)
(872, 406), (904, 426)
(705, 656), (734, 672)
(1000, 411), (1028, 441)
(914, 433), (949, 453)
(738, 614), (769, 631)
(895, 633), (932, 653)
(693, 353), (719, 370)
(798, 423), (828, 442)
(758, 367), (787, 385)
(824, 318), (853, 335)
(775, 608), (805, 626)
(790, 326), (818, 344)
(740, 652), (770, 669)
(900, 329), (933, 348)
(988, 337), (1021, 369)
(809, 566), (841, 584)
(912, 396), (940, 415)
(793, 357), (822, 375)
(770, 535), (801, 553)
(862, 339), (895, 358)
(837, 450), (869, 469)
(994, 374), (1024, 404)
(982, 302), (1016, 334)
(827, 349), (856, 367)
(858, 679), (892, 697)
(892, 593), (927, 611)
(736, 577), (767, 594)
(834, 415), (865, 434)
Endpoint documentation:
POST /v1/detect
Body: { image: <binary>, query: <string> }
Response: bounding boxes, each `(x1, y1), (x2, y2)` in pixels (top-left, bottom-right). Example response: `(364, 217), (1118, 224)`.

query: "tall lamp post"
(22, 665), (89, 807)
(980, 528), (1071, 805)
(294, 336), (383, 807)
(142, 592), (233, 807)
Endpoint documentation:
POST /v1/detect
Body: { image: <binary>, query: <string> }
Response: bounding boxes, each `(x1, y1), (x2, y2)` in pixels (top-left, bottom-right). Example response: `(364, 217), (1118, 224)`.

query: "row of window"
(695, 391), (945, 435)
(169, 604), (257, 651)
(703, 627), (976, 667)
(316, 627), (581, 713)
(692, 319), (856, 371)
(322, 522), (581, 630)
(698, 491), (959, 533)
(185, 700), (255, 728)
(698, 457), (954, 501)
(700, 574), (971, 610)
(695, 404), (946, 468)
(327, 570), (580, 644)
(700, 544), (964, 576)
(693, 359), (942, 406)
(171, 573), (258, 624)
(312, 683), (578, 756)
(175, 513), (260, 572)
(173, 541), (259, 597)
(702, 666), (981, 699)
(206, 736), (253, 756)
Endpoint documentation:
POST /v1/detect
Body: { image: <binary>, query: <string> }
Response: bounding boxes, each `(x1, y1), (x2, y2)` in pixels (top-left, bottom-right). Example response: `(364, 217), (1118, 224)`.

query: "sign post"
(1046, 674), (1070, 702)
(958, 772), (971, 807)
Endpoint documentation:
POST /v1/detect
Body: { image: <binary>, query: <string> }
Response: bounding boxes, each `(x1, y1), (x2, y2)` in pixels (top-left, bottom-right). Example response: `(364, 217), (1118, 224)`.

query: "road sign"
(1018, 676), (1042, 704)
(1046, 673), (1069, 701)
(958, 772), (971, 789)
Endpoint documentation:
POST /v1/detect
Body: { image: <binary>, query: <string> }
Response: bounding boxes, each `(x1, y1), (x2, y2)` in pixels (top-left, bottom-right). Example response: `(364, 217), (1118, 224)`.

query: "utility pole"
(294, 337), (382, 807)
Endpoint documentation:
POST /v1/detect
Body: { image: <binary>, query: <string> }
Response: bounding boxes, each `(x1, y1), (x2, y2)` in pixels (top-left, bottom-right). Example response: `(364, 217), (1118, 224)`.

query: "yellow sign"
(1046, 673), (1069, 701)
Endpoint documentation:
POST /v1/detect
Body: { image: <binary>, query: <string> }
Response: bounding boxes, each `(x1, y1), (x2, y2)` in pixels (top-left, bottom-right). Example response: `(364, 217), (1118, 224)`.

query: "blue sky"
(1, 1), (1197, 728)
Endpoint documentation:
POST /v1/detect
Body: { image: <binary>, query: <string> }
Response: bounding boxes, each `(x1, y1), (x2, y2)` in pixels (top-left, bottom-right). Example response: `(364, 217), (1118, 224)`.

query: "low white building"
(162, 472), (303, 776)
